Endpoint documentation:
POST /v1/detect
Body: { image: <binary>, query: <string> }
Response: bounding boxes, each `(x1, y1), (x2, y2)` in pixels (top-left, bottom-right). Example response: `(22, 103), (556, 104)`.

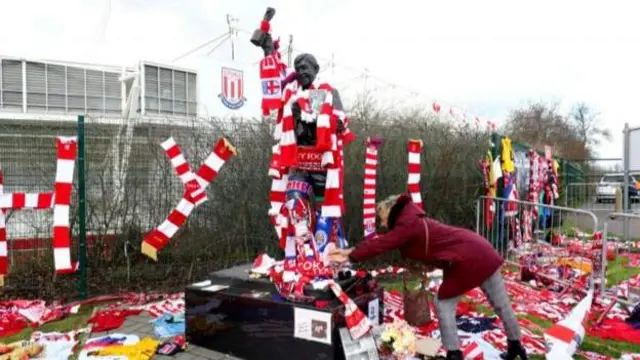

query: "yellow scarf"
(501, 137), (515, 173)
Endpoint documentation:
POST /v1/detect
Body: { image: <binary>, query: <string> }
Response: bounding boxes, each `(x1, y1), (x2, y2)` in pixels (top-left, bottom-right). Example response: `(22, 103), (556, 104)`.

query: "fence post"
(77, 115), (88, 299)
(490, 132), (504, 247)
(561, 159), (567, 206)
(623, 123), (630, 241)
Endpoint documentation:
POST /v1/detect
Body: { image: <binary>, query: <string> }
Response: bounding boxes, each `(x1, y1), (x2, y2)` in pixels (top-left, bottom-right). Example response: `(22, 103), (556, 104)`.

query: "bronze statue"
(292, 53), (345, 146)
(252, 7), (354, 265)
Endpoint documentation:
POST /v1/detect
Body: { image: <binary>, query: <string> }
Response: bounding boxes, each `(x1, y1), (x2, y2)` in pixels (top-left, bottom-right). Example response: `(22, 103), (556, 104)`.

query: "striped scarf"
(259, 52), (287, 116)
(0, 137), (77, 280)
(269, 80), (354, 221)
(142, 137), (236, 261)
(276, 81), (336, 168)
(407, 139), (424, 209)
(363, 137), (382, 237)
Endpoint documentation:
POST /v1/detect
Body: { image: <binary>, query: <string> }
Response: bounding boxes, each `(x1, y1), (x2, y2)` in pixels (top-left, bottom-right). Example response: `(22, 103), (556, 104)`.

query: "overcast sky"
(1, 0), (638, 160)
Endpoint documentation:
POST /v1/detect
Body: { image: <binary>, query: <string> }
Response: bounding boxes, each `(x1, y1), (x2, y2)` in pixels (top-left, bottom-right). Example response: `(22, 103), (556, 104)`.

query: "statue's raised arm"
(250, 7), (276, 57)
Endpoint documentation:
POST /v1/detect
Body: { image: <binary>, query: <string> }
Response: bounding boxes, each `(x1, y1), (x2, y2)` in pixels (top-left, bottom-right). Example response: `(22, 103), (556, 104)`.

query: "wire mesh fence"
(0, 111), (493, 300)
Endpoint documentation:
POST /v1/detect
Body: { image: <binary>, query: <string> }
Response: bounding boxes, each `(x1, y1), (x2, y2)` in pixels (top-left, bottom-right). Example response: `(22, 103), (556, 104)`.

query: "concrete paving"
(91, 314), (242, 360)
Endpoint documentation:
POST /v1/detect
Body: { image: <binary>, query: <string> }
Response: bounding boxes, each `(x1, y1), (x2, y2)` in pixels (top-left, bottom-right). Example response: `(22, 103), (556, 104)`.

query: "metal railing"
(602, 213), (640, 299)
(564, 182), (640, 212)
(476, 196), (599, 294)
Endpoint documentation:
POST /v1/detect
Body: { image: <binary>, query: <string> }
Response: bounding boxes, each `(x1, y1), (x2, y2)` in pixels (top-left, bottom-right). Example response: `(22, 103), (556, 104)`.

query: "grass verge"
(607, 255), (640, 286)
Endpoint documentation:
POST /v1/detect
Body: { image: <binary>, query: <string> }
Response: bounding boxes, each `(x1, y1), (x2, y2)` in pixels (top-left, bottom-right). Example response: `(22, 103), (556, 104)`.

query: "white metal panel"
(104, 72), (121, 114)
(140, 61), (197, 118)
(2, 56), (123, 115)
(25, 62), (46, 111)
(1, 59), (23, 110)
(46, 63), (66, 112)
(628, 127), (640, 171)
(66, 66), (85, 113)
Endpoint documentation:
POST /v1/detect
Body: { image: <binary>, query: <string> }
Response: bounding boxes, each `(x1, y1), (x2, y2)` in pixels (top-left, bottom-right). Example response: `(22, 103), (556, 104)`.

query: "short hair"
(293, 53), (319, 73)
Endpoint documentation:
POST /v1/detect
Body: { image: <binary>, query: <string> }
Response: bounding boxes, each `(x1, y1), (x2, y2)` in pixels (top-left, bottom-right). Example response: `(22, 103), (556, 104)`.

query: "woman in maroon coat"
(328, 193), (527, 360)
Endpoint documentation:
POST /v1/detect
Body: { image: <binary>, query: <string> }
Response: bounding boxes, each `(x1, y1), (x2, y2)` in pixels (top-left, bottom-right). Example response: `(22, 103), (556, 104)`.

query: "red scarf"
(257, 20), (287, 116)
(259, 53), (287, 116)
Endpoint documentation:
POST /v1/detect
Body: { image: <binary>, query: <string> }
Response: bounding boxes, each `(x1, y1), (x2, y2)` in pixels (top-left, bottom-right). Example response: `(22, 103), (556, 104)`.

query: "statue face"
(295, 58), (317, 89)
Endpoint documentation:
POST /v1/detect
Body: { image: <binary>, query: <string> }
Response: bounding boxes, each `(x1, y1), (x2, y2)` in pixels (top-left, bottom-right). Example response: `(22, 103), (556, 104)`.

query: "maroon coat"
(349, 194), (503, 299)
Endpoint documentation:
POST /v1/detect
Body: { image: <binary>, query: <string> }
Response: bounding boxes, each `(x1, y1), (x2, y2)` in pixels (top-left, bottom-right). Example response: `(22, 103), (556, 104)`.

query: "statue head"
(294, 53), (320, 89)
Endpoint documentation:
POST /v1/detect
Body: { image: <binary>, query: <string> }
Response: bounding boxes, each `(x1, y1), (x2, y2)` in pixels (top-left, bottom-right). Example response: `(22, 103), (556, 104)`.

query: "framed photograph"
(293, 307), (332, 345)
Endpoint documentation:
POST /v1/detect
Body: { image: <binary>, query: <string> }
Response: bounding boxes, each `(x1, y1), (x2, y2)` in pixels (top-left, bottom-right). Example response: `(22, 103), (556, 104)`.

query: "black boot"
(500, 340), (528, 360)
(446, 350), (463, 360)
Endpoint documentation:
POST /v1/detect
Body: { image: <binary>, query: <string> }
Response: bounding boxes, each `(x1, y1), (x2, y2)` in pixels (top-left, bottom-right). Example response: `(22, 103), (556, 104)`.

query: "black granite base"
(185, 263), (384, 360)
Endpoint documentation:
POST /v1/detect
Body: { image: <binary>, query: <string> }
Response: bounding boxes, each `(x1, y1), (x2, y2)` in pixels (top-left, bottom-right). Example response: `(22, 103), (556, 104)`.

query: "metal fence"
(476, 196), (599, 292)
(564, 180), (640, 213)
(601, 212), (640, 303)
(0, 114), (492, 300)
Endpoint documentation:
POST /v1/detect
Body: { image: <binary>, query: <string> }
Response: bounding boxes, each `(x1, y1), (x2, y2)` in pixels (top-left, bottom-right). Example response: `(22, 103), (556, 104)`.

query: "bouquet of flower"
(378, 321), (417, 359)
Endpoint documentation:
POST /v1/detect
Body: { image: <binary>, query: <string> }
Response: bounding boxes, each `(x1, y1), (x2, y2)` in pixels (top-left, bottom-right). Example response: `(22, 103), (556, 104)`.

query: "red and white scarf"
(269, 80), (354, 220)
(522, 149), (540, 243)
(142, 137), (236, 261)
(276, 81), (336, 167)
(363, 137), (382, 236)
(256, 18), (288, 116)
(259, 54), (287, 116)
(0, 137), (78, 277)
(328, 280), (372, 340)
(52, 137), (78, 274)
(407, 139), (424, 209)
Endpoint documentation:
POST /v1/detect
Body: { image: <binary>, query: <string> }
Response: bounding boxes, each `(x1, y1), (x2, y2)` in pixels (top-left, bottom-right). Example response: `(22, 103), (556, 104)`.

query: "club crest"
(219, 67), (246, 110)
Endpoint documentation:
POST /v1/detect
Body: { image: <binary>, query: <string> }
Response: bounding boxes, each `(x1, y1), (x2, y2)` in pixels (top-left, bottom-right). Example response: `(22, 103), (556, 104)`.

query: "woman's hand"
(327, 248), (353, 264)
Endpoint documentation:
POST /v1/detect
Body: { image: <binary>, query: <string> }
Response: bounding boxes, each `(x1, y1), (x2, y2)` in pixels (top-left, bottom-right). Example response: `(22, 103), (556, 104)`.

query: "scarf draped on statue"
(257, 18), (288, 116)
(259, 47), (287, 115)
(270, 80), (354, 219)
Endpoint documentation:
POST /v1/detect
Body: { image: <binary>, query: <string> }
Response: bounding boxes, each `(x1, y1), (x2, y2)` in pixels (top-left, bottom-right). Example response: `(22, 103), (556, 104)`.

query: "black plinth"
(185, 263), (384, 360)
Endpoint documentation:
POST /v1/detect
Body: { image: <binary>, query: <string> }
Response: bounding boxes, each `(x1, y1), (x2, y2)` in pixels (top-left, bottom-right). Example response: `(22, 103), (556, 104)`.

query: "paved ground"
(91, 314), (241, 360)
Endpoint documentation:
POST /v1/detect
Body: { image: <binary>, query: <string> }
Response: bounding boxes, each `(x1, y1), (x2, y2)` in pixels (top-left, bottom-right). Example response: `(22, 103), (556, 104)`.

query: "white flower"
(392, 340), (406, 353)
(380, 331), (391, 343)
